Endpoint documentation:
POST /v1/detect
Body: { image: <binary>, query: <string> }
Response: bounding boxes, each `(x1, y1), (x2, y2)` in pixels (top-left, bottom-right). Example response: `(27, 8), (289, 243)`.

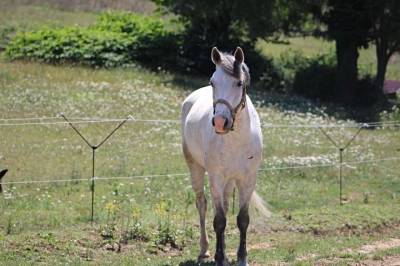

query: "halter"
(212, 81), (247, 131)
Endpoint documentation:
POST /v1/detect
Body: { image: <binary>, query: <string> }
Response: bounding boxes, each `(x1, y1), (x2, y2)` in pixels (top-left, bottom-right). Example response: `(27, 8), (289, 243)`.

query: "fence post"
(319, 126), (364, 205)
(339, 148), (343, 205)
(61, 114), (130, 224)
(91, 147), (96, 224)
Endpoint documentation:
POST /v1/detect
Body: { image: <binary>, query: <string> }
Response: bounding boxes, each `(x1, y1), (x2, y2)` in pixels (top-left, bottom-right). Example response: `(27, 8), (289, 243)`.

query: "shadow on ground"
(162, 69), (395, 124)
(178, 260), (215, 266)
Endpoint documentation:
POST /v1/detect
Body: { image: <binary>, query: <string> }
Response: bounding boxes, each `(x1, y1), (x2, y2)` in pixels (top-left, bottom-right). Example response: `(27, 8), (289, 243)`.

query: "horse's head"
(210, 47), (249, 135)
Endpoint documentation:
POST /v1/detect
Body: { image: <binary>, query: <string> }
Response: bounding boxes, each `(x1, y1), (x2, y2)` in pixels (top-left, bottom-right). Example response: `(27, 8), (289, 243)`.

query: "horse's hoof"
(237, 259), (248, 266)
(214, 260), (231, 266)
(197, 251), (210, 263)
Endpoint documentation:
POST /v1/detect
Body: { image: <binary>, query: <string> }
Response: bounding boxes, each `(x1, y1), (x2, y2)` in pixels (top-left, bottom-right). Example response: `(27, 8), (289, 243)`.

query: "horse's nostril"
(212, 117), (215, 126)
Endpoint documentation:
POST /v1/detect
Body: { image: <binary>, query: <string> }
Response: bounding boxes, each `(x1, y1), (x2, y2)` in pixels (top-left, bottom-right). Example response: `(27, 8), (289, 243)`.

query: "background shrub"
(259, 49), (337, 98)
(6, 27), (132, 67)
(0, 25), (16, 51)
(5, 12), (182, 68)
(292, 52), (337, 101)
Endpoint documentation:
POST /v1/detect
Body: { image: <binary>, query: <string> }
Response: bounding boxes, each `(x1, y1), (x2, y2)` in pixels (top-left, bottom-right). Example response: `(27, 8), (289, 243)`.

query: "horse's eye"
(237, 81), (243, 87)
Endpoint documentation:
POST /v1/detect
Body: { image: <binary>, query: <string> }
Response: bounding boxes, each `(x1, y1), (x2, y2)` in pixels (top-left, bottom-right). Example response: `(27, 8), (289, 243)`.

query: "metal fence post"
(319, 126), (364, 205)
(91, 147), (96, 224)
(61, 114), (130, 224)
(339, 148), (343, 205)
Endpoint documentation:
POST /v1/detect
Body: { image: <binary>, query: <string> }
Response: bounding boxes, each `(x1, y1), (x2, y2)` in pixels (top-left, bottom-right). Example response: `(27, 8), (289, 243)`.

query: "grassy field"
(258, 37), (400, 80)
(0, 4), (96, 29)
(1, 60), (400, 265)
(1, 3), (400, 266)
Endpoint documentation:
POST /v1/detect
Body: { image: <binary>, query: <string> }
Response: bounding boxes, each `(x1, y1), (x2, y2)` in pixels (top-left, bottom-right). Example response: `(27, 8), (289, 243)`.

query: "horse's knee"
(195, 193), (207, 209)
(213, 210), (226, 233)
(237, 208), (249, 232)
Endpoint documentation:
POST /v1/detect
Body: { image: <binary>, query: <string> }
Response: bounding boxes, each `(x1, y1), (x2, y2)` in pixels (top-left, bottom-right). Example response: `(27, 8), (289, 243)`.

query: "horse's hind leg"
(236, 179), (256, 266)
(183, 145), (209, 261)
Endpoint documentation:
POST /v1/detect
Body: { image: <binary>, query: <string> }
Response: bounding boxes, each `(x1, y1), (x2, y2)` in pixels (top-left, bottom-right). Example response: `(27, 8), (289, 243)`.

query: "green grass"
(1, 3), (400, 265)
(257, 36), (400, 80)
(0, 60), (400, 265)
(0, 2), (98, 50)
(257, 37), (335, 58)
(0, 4), (97, 30)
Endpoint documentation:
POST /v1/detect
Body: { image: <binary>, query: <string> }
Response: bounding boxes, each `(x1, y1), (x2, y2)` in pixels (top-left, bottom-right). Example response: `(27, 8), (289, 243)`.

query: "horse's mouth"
(215, 129), (229, 135)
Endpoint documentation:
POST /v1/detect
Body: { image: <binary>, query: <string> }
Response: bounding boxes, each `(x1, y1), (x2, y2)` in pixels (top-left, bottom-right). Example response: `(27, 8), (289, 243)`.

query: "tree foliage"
(367, 0), (400, 92)
(308, 0), (400, 105)
(154, 0), (308, 77)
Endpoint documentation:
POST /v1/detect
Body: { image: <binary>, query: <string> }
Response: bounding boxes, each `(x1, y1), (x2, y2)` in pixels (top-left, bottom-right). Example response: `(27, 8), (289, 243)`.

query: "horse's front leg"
(209, 176), (230, 266)
(183, 145), (209, 262)
(237, 205), (249, 266)
(236, 178), (256, 266)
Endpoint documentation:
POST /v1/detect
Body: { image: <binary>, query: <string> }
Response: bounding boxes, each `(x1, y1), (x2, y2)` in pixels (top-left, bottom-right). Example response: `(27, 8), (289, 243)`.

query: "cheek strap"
(212, 84), (247, 131)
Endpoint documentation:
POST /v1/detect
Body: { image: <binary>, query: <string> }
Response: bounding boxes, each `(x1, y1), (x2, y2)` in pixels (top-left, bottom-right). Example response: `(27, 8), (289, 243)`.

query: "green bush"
(0, 25), (16, 51)
(292, 52), (337, 100)
(5, 12), (182, 68)
(260, 49), (337, 99)
(94, 12), (182, 68)
(6, 27), (132, 67)
(259, 50), (311, 92)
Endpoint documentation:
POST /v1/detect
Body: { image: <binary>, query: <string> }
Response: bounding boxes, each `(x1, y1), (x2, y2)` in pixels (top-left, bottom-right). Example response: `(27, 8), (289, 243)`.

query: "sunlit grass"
(0, 60), (400, 265)
(0, 3), (400, 264)
(257, 36), (400, 80)
(0, 4), (97, 30)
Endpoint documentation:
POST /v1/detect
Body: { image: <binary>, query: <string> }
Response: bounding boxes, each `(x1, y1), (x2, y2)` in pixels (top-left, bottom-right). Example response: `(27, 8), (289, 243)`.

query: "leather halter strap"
(213, 82), (247, 131)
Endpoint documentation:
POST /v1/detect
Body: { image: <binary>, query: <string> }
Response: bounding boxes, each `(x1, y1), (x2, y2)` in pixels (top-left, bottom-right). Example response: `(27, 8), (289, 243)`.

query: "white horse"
(181, 47), (268, 266)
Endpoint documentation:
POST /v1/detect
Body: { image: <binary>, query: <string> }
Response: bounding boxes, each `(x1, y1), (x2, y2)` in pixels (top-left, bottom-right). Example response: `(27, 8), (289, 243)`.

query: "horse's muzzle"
(212, 115), (232, 134)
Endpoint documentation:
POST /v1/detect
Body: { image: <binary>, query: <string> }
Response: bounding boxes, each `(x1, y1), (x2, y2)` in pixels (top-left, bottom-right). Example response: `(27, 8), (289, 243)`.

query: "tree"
(309, 0), (400, 104)
(310, 0), (372, 104)
(154, 0), (307, 76)
(367, 0), (400, 93)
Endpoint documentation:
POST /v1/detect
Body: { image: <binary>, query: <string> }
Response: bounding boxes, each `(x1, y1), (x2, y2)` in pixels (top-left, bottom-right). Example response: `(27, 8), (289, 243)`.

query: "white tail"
(250, 192), (271, 218)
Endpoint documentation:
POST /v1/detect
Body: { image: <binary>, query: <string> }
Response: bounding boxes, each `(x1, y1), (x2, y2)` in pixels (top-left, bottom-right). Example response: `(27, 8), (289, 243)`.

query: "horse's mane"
(219, 53), (250, 87)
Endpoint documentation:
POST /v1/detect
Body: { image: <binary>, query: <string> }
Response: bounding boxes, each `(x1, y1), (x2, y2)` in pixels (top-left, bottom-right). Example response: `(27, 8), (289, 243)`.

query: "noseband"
(212, 82), (247, 131)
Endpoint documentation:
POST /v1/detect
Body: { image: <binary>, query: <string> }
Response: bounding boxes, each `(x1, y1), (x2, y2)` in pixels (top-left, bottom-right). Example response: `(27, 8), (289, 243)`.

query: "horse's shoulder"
(184, 86), (211, 104)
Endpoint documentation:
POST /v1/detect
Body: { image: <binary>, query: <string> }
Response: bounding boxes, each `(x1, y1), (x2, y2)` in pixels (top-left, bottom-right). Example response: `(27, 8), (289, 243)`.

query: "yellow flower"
(131, 207), (141, 219)
(105, 201), (117, 214)
(155, 201), (167, 217)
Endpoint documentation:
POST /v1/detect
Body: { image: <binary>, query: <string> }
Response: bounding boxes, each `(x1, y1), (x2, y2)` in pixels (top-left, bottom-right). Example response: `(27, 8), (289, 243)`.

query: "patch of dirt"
(358, 238), (400, 254)
(247, 242), (272, 251)
(298, 237), (400, 265)
(354, 256), (400, 266)
(350, 239), (400, 266)
(227, 242), (273, 257)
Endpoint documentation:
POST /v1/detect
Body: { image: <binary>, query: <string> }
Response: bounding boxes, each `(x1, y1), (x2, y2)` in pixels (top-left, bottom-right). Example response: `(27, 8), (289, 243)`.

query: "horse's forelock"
(219, 53), (250, 86)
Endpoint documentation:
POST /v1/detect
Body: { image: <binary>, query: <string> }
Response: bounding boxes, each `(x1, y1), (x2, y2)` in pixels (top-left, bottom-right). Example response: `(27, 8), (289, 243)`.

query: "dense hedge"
(5, 12), (182, 68)
(260, 50), (338, 100)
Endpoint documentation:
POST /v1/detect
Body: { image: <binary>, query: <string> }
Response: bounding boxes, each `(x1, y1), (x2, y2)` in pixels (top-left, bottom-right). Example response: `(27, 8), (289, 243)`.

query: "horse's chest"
(205, 140), (258, 178)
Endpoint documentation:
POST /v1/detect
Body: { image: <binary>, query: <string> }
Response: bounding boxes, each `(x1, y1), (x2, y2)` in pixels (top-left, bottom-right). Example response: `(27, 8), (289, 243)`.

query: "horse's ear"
(234, 47), (244, 64)
(211, 47), (221, 65)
